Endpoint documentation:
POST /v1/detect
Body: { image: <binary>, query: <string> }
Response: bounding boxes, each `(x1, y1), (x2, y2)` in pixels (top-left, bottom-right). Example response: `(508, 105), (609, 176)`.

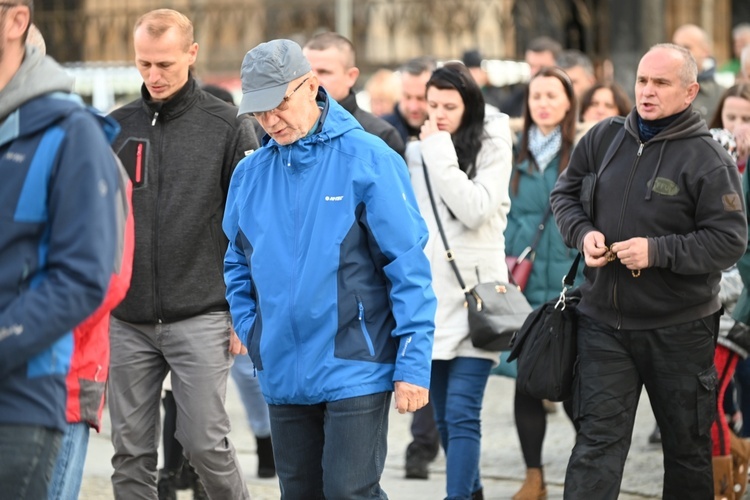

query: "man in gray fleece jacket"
(106, 8), (258, 500)
(550, 43), (747, 499)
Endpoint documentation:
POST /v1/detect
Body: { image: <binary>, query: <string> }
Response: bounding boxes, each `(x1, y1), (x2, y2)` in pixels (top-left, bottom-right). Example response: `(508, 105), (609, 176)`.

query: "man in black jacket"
(383, 56), (436, 146)
(106, 9), (258, 500)
(550, 43), (747, 499)
(303, 32), (405, 157)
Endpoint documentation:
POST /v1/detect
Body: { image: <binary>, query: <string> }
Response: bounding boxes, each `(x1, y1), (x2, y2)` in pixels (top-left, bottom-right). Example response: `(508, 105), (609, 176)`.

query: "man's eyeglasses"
(0, 2), (22, 8)
(252, 77), (310, 118)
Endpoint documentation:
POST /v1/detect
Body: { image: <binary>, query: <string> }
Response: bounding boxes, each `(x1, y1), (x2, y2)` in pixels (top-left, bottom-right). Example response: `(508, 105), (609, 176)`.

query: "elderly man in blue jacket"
(223, 39), (437, 499)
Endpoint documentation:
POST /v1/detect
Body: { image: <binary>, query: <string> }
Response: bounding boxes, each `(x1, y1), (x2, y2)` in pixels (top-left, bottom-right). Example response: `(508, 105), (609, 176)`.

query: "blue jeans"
(431, 357), (493, 500)
(268, 392), (391, 500)
(48, 422), (90, 499)
(231, 353), (272, 437)
(0, 425), (62, 500)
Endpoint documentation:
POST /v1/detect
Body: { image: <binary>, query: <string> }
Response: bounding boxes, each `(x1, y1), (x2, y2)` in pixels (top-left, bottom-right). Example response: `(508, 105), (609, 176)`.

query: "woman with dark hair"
(709, 84), (750, 173)
(579, 82), (632, 123)
(406, 62), (513, 500)
(504, 66), (581, 499)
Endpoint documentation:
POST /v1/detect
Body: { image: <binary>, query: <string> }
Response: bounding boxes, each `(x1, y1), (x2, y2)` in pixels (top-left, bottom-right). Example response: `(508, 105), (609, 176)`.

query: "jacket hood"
(0, 45), (74, 122)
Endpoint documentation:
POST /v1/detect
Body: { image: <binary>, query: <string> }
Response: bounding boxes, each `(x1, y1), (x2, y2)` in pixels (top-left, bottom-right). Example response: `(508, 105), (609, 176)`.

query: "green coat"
(505, 154), (583, 308)
(733, 170), (750, 324)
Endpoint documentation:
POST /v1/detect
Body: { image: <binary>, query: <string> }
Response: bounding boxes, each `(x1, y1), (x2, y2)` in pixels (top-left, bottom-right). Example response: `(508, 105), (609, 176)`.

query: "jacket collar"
(139, 74), (199, 124)
(338, 91), (359, 115)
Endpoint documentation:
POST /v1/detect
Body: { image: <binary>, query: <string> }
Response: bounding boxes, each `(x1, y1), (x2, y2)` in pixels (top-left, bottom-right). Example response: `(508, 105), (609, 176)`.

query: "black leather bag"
(421, 158), (532, 352)
(507, 255), (581, 401)
(466, 282), (533, 351)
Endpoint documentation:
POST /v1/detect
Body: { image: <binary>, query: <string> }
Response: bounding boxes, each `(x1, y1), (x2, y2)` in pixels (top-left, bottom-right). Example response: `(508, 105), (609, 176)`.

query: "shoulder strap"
(524, 205), (553, 256)
(421, 158), (467, 291)
(593, 115), (626, 173)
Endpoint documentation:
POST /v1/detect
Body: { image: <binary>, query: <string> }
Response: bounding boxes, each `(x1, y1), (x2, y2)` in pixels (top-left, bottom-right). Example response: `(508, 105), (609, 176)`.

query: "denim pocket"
(696, 365), (718, 436)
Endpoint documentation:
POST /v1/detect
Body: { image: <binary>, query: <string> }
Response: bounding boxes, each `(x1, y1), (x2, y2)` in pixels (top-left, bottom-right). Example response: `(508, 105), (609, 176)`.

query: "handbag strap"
(563, 253), (582, 288)
(518, 205), (553, 261)
(421, 158), (468, 291)
(555, 253), (582, 309)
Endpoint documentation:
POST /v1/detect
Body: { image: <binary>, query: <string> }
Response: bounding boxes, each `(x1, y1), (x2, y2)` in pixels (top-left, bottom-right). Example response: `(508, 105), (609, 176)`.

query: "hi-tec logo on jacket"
(325, 195), (344, 201)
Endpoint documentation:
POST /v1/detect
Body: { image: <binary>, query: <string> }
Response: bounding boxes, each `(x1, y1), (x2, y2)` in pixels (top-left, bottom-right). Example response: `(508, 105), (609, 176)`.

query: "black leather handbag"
(507, 254), (581, 401)
(422, 159), (532, 351)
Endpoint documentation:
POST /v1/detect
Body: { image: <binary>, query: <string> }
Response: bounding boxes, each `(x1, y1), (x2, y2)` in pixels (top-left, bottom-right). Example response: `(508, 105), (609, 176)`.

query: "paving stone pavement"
(81, 374), (668, 499)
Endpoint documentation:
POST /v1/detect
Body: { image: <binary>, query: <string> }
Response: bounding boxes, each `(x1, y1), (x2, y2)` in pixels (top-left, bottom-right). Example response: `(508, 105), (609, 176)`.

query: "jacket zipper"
(612, 142), (645, 329)
(153, 118), (164, 322)
(289, 150), (303, 386)
(356, 295), (376, 357)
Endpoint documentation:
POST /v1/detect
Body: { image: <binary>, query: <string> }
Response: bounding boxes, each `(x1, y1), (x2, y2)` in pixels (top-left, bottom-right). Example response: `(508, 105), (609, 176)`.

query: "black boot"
(157, 468), (179, 500)
(471, 488), (484, 500)
(178, 464), (209, 500)
(404, 443), (432, 480)
(257, 436), (276, 478)
(648, 423), (662, 444)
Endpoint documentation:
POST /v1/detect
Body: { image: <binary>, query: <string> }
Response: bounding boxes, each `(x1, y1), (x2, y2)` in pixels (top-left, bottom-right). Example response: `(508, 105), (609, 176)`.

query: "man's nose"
(148, 68), (162, 83)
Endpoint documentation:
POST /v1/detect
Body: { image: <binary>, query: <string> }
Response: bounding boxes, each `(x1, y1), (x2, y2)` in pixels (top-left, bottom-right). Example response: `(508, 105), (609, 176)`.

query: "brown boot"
(730, 432), (750, 498)
(713, 455), (735, 500)
(513, 467), (548, 500)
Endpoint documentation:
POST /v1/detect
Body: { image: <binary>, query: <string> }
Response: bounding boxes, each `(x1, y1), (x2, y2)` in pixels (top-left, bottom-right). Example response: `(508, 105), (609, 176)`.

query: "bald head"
(672, 24), (712, 70)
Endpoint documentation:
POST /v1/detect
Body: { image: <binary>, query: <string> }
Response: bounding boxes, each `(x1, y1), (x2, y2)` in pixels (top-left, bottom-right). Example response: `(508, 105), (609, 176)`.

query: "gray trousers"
(108, 312), (249, 500)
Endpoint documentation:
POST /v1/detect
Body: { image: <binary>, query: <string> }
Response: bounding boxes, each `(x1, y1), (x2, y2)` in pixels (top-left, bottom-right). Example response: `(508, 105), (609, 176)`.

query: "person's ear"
(6, 5), (30, 43)
(346, 66), (360, 89)
(187, 42), (199, 66)
(685, 81), (700, 104)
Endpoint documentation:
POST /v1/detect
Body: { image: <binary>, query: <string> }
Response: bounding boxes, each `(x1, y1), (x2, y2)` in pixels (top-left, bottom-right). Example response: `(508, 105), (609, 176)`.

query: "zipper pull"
(358, 302), (364, 321)
(637, 143), (644, 157)
(151, 111), (159, 126)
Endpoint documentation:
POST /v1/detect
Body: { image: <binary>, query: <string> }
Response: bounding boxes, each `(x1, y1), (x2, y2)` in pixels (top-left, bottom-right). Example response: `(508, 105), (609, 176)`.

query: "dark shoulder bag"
(422, 159), (532, 351)
(507, 254), (581, 401)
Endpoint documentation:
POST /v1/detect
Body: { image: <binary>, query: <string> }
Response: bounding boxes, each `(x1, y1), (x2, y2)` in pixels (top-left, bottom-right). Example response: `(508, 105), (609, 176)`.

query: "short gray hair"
(733, 23), (750, 40)
(648, 43), (698, 86)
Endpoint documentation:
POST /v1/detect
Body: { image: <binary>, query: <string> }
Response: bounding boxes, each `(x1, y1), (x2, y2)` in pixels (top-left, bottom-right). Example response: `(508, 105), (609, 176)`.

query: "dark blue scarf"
(637, 108), (689, 142)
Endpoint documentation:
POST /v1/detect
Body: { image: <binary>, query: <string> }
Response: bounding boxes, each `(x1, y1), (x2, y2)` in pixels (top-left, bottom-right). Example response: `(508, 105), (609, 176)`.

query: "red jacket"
(66, 164), (134, 431)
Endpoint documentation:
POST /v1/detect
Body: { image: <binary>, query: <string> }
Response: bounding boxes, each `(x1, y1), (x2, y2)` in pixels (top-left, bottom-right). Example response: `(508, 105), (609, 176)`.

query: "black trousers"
(408, 401), (440, 459)
(564, 313), (718, 500)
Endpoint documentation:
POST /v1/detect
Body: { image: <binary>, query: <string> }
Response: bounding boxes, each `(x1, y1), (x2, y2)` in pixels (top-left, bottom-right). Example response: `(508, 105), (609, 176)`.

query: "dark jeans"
(268, 392), (391, 500)
(564, 313), (717, 500)
(0, 425), (62, 500)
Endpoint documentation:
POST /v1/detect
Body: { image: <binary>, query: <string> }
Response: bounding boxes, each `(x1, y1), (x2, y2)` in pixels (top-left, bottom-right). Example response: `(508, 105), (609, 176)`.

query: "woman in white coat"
(406, 62), (513, 500)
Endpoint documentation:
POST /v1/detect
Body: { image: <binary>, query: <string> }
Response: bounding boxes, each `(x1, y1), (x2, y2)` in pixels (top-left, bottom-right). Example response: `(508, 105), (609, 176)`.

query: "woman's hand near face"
(420, 114), (440, 140)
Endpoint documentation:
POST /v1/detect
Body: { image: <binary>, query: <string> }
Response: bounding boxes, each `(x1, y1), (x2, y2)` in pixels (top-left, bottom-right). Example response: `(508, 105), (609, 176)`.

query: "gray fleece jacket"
(109, 76), (259, 324)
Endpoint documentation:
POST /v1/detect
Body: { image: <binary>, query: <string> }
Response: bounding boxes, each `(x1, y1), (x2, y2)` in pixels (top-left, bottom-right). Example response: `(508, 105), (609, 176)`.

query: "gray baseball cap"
(238, 39), (311, 115)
